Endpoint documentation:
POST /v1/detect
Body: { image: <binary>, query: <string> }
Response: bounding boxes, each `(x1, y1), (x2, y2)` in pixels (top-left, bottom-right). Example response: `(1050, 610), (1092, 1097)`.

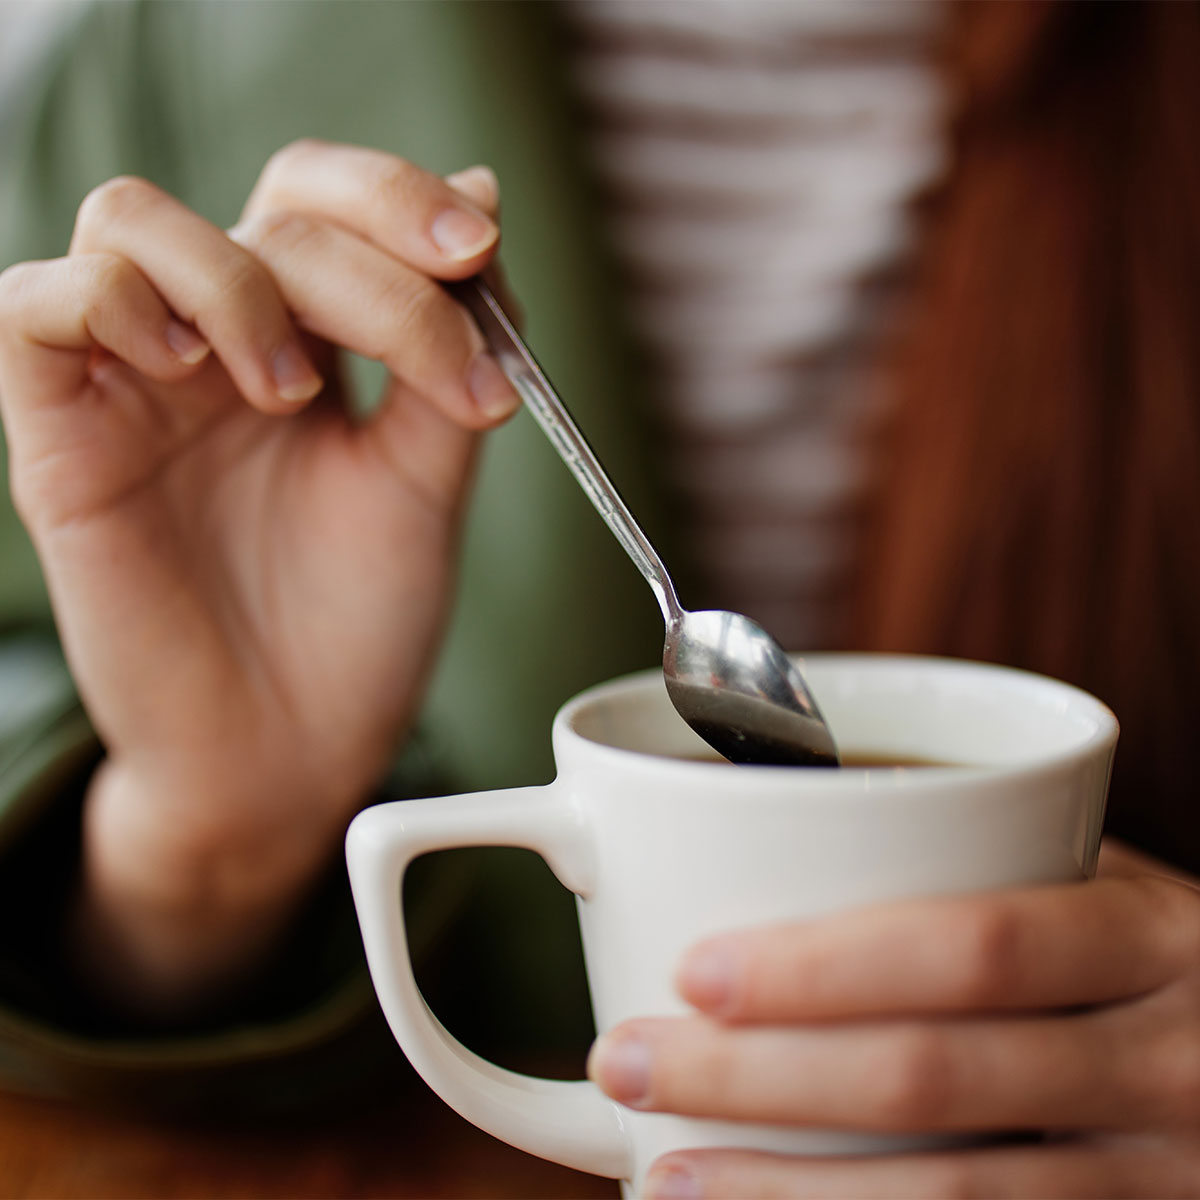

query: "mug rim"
(554, 652), (1119, 792)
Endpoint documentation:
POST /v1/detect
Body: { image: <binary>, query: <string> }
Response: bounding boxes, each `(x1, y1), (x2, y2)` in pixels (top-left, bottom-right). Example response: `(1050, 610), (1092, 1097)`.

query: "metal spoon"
(453, 278), (839, 767)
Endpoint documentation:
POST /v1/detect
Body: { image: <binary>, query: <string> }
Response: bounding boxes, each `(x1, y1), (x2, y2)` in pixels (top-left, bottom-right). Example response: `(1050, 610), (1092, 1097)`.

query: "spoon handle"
(451, 278), (681, 624)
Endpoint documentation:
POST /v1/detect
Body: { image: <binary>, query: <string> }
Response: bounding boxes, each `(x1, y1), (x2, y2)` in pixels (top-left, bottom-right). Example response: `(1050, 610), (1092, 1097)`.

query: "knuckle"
(75, 256), (142, 332)
(75, 175), (160, 237)
(675, 1040), (736, 1112)
(639, 1025), (734, 1114)
(738, 933), (805, 1018)
(379, 275), (456, 352)
(366, 156), (423, 221)
(872, 1029), (955, 1128)
(734, 964), (775, 1020)
(210, 249), (277, 317)
(949, 903), (1023, 1004)
(83, 254), (137, 301)
(240, 209), (324, 258)
(260, 137), (325, 184)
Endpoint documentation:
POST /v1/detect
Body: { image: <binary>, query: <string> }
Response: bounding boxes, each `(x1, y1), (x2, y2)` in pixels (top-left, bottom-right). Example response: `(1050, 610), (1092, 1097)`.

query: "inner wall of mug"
(566, 654), (1116, 768)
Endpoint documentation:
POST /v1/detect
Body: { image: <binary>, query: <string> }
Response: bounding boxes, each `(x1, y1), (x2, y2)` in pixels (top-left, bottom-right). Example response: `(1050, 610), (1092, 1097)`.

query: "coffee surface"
(673, 749), (962, 768)
(840, 752), (962, 768)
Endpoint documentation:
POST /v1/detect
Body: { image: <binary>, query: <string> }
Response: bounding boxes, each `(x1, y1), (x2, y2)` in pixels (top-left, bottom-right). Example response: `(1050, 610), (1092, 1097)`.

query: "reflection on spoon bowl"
(664, 610), (839, 767)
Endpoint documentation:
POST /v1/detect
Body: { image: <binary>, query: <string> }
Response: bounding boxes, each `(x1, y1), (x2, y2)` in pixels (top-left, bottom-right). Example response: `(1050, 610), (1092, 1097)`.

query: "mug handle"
(345, 787), (633, 1180)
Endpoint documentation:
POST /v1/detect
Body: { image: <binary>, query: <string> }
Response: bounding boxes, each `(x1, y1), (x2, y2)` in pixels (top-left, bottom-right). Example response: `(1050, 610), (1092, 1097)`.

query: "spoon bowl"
(665, 610), (838, 766)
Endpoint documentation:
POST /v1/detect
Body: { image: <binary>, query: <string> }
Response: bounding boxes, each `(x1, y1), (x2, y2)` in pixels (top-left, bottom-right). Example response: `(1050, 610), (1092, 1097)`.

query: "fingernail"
(588, 1032), (651, 1105)
(467, 352), (520, 420)
(645, 1165), (702, 1200)
(431, 206), (498, 261)
(165, 320), (210, 365)
(677, 940), (738, 1015)
(445, 165), (499, 212)
(271, 342), (323, 404)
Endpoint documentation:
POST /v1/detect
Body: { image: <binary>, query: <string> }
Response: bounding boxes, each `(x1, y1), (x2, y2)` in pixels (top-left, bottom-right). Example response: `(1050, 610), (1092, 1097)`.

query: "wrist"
(73, 757), (356, 1015)
(86, 755), (345, 905)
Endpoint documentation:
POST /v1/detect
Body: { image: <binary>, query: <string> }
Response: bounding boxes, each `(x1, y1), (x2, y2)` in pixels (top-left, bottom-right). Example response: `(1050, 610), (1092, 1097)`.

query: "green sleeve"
(0, 1), (670, 1105)
(0, 630), (480, 1116)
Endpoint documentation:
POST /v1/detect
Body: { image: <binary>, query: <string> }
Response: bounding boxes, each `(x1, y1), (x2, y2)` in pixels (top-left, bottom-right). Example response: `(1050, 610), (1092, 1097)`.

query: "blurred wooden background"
(0, 1085), (618, 1199)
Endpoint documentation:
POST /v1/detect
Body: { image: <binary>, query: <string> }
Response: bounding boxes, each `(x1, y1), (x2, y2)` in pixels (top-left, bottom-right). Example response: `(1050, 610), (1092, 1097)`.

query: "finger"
(1100, 838), (1200, 888)
(645, 1137), (1200, 1200)
(70, 175), (323, 413)
(588, 1010), (1146, 1132)
(231, 210), (519, 429)
(445, 164), (500, 217)
(242, 140), (499, 278)
(0, 255), (210, 408)
(675, 875), (1200, 1021)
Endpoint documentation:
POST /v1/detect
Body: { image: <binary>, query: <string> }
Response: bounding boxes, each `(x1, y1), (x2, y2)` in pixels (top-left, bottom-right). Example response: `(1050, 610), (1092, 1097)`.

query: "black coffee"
(673, 748), (962, 769)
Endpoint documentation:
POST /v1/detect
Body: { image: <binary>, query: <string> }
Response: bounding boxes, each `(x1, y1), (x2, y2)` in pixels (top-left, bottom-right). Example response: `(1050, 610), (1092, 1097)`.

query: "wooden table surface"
(0, 1084), (620, 1199)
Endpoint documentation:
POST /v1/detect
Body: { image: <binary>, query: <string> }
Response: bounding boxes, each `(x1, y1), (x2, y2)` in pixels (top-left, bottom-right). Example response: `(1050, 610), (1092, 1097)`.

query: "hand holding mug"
(591, 839), (1200, 1198)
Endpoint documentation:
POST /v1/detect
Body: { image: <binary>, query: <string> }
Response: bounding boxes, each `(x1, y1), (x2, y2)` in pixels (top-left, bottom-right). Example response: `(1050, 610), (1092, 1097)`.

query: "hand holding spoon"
(453, 279), (839, 767)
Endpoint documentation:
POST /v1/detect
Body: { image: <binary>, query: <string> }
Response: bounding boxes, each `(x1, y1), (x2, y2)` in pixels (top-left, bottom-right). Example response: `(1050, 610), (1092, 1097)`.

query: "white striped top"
(564, 0), (948, 650)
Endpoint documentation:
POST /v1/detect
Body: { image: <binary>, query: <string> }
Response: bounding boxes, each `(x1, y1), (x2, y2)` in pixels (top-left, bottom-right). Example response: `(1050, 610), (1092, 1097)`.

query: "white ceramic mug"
(346, 654), (1117, 1195)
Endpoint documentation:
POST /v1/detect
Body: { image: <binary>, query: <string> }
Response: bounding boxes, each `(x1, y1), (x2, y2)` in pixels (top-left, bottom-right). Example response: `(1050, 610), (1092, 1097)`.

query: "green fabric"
(0, 1), (668, 1104)
(0, 633), (472, 1114)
